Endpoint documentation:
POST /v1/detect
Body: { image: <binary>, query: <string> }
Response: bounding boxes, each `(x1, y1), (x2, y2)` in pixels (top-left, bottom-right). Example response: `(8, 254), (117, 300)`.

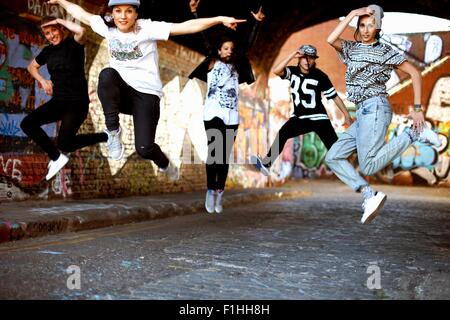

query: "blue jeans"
(325, 96), (411, 192)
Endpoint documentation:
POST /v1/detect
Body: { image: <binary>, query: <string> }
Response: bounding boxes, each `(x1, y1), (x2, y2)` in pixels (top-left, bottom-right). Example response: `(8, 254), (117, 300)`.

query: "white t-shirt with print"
(203, 60), (239, 125)
(90, 15), (171, 97)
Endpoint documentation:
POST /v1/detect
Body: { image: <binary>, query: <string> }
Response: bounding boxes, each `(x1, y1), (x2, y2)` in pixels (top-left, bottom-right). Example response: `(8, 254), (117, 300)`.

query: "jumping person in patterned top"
(47, 0), (245, 182)
(251, 44), (352, 177)
(188, 0), (265, 214)
(325, 4), (441, 224)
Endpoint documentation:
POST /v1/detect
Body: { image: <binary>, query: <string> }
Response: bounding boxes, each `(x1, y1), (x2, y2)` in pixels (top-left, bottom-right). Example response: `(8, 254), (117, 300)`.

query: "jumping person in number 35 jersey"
(251, 44), (352, 177)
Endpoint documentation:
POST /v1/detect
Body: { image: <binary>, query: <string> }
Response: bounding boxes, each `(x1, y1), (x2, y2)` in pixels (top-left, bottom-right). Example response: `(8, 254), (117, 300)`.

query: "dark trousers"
(97, 68), (169, 168)
(20, 98), (107, 161)
(264, 117), (338, 166)
(204, 117), (239, 190)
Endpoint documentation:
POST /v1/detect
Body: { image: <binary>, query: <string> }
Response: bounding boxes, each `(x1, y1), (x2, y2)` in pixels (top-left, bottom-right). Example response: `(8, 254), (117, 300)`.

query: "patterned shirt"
(338, 40), (406, 104)
(203, 60), (239, 125)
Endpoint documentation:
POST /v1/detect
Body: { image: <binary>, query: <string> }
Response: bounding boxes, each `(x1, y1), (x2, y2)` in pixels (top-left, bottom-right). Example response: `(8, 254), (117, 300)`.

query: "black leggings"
(264, 117), (338, 166)
(204, 117), (239, 190)
(97, 68), (169, 168)
(20, 98), (107, 161)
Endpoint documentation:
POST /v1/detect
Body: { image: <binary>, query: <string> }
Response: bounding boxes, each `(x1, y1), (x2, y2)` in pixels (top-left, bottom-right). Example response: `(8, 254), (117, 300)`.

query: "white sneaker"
(417, 126), (442, 147)
(205, 189), (216, 213)
(104, 127), (124, 160)
(159, 159), (179, 182)
(250, 154), (270, 176)
(46, 154), (69, 180)
(215, 190), (224, 213)
(361, 191), (387, 224)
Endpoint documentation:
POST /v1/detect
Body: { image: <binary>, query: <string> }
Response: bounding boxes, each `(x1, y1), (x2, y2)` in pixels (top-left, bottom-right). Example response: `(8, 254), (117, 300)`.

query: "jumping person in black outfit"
(251, 45), (352, 176)
(21, 17), (107, 181)
(188, 0), (265, 213)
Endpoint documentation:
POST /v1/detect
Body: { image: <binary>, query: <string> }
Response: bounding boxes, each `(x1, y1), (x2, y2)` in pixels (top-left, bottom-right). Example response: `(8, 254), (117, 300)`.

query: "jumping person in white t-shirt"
(47, 0), (245, 182)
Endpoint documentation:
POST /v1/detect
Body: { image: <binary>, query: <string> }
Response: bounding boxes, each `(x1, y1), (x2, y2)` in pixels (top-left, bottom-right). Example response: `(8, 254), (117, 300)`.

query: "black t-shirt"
(35, 37), (88, 100)
(283, 67), (338, 120)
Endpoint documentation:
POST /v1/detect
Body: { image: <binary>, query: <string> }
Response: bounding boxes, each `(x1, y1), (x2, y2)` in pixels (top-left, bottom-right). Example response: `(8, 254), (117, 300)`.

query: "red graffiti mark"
(0, 221), (12, 243)
(0, 27), (16, 40)
(18, 31), (46, 47)
(1, 154), (48, 186)
(7, 67), (35, 87)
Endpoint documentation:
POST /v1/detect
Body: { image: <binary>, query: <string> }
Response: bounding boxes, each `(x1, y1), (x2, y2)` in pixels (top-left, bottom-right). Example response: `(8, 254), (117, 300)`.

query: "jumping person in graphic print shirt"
(251, 44), (352, 177)
(325, 4), (441, 224)
(188, 0), (265, 214)
(47, 0), (245, 182)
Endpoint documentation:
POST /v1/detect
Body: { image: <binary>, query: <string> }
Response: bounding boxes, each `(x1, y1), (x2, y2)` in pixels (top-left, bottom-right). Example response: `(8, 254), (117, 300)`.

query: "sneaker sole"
(109, 145), (125, 161)
(361, 194), (387, 225)
(205, 204), (215, 213)
(250, 155), (270, 176)
(45, 157), (69, 181)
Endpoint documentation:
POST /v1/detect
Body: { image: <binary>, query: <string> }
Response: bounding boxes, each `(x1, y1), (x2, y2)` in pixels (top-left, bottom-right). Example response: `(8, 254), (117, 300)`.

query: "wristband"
(414, 104), (422, 112)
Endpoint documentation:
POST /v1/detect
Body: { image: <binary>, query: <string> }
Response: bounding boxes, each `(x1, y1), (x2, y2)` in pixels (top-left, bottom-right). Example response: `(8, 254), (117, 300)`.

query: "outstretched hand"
(46, 0), (60, 4)
(189, 0), (200, 13)
(40, 19), (59, 28)
(40, 79), (54, 96)
(251, 6), (265, 22)
(408, 110), (425, 133)
(222, 17), (247, 31)
(353, 7), (374, 17)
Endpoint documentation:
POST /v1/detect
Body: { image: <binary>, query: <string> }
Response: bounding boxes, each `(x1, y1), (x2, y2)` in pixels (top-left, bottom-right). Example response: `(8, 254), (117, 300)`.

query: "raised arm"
(170, 16), (246, 36)
(47, 0), (94, 26)
(271, 50), (301, 77)
(397, 60), (425, 132)
(42, 18), (87, 44)
(244, 6), (265, 50)
(189, 0), (213, 53)
(327, 7), (373, 51)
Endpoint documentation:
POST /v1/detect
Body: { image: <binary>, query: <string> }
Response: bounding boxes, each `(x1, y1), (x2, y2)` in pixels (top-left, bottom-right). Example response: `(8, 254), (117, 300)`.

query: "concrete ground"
(0, 180), (449, 300)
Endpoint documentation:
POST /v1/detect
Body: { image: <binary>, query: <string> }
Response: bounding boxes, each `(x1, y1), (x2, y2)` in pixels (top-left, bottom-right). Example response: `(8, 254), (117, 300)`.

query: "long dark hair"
(208, 35), (237, 70)
(354, 15), (381, 42)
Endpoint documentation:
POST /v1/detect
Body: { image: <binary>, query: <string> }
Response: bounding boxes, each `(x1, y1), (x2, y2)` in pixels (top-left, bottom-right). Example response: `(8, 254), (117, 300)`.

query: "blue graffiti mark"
(0, 113), (21, 136)
(0, 113), (56, 137)
(392, 142), (438, 170)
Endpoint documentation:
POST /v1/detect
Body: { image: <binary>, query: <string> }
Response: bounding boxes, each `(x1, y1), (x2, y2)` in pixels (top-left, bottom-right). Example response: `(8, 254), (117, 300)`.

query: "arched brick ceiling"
(134, 0), (450, 77)
(54, 0), (450, 76)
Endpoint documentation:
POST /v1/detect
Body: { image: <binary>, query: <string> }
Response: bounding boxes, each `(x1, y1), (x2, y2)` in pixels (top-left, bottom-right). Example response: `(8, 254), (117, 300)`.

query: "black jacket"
(188, 12), (262, 85)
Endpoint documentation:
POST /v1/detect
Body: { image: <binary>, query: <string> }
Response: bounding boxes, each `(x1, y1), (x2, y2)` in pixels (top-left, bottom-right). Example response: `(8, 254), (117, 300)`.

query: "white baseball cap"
(368, 4), (384, 29)
(108, 0), (140, 7)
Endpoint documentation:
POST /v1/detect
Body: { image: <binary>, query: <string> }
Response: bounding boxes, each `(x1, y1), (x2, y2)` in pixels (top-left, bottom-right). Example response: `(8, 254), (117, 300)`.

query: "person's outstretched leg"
(356, 97), (412, 177)
(130, 89), (179, 182)
(204, 117), (226, 213)
(215, 123), (239, 213)
(20, 99), (69, 180)
(20, 99), (62, 161)
(252, 117), (303, 176)
(56, 100), (107, 154)
(97, 68), (129, 160)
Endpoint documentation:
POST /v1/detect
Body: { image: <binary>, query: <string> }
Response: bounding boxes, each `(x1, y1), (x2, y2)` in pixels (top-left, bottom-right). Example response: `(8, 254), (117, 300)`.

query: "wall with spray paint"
(0, 2), (273, 202)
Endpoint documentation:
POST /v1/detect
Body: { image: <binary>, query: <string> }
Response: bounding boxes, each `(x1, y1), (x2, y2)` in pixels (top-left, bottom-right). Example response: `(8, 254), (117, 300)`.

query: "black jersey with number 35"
(283, 66), (338, 120)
